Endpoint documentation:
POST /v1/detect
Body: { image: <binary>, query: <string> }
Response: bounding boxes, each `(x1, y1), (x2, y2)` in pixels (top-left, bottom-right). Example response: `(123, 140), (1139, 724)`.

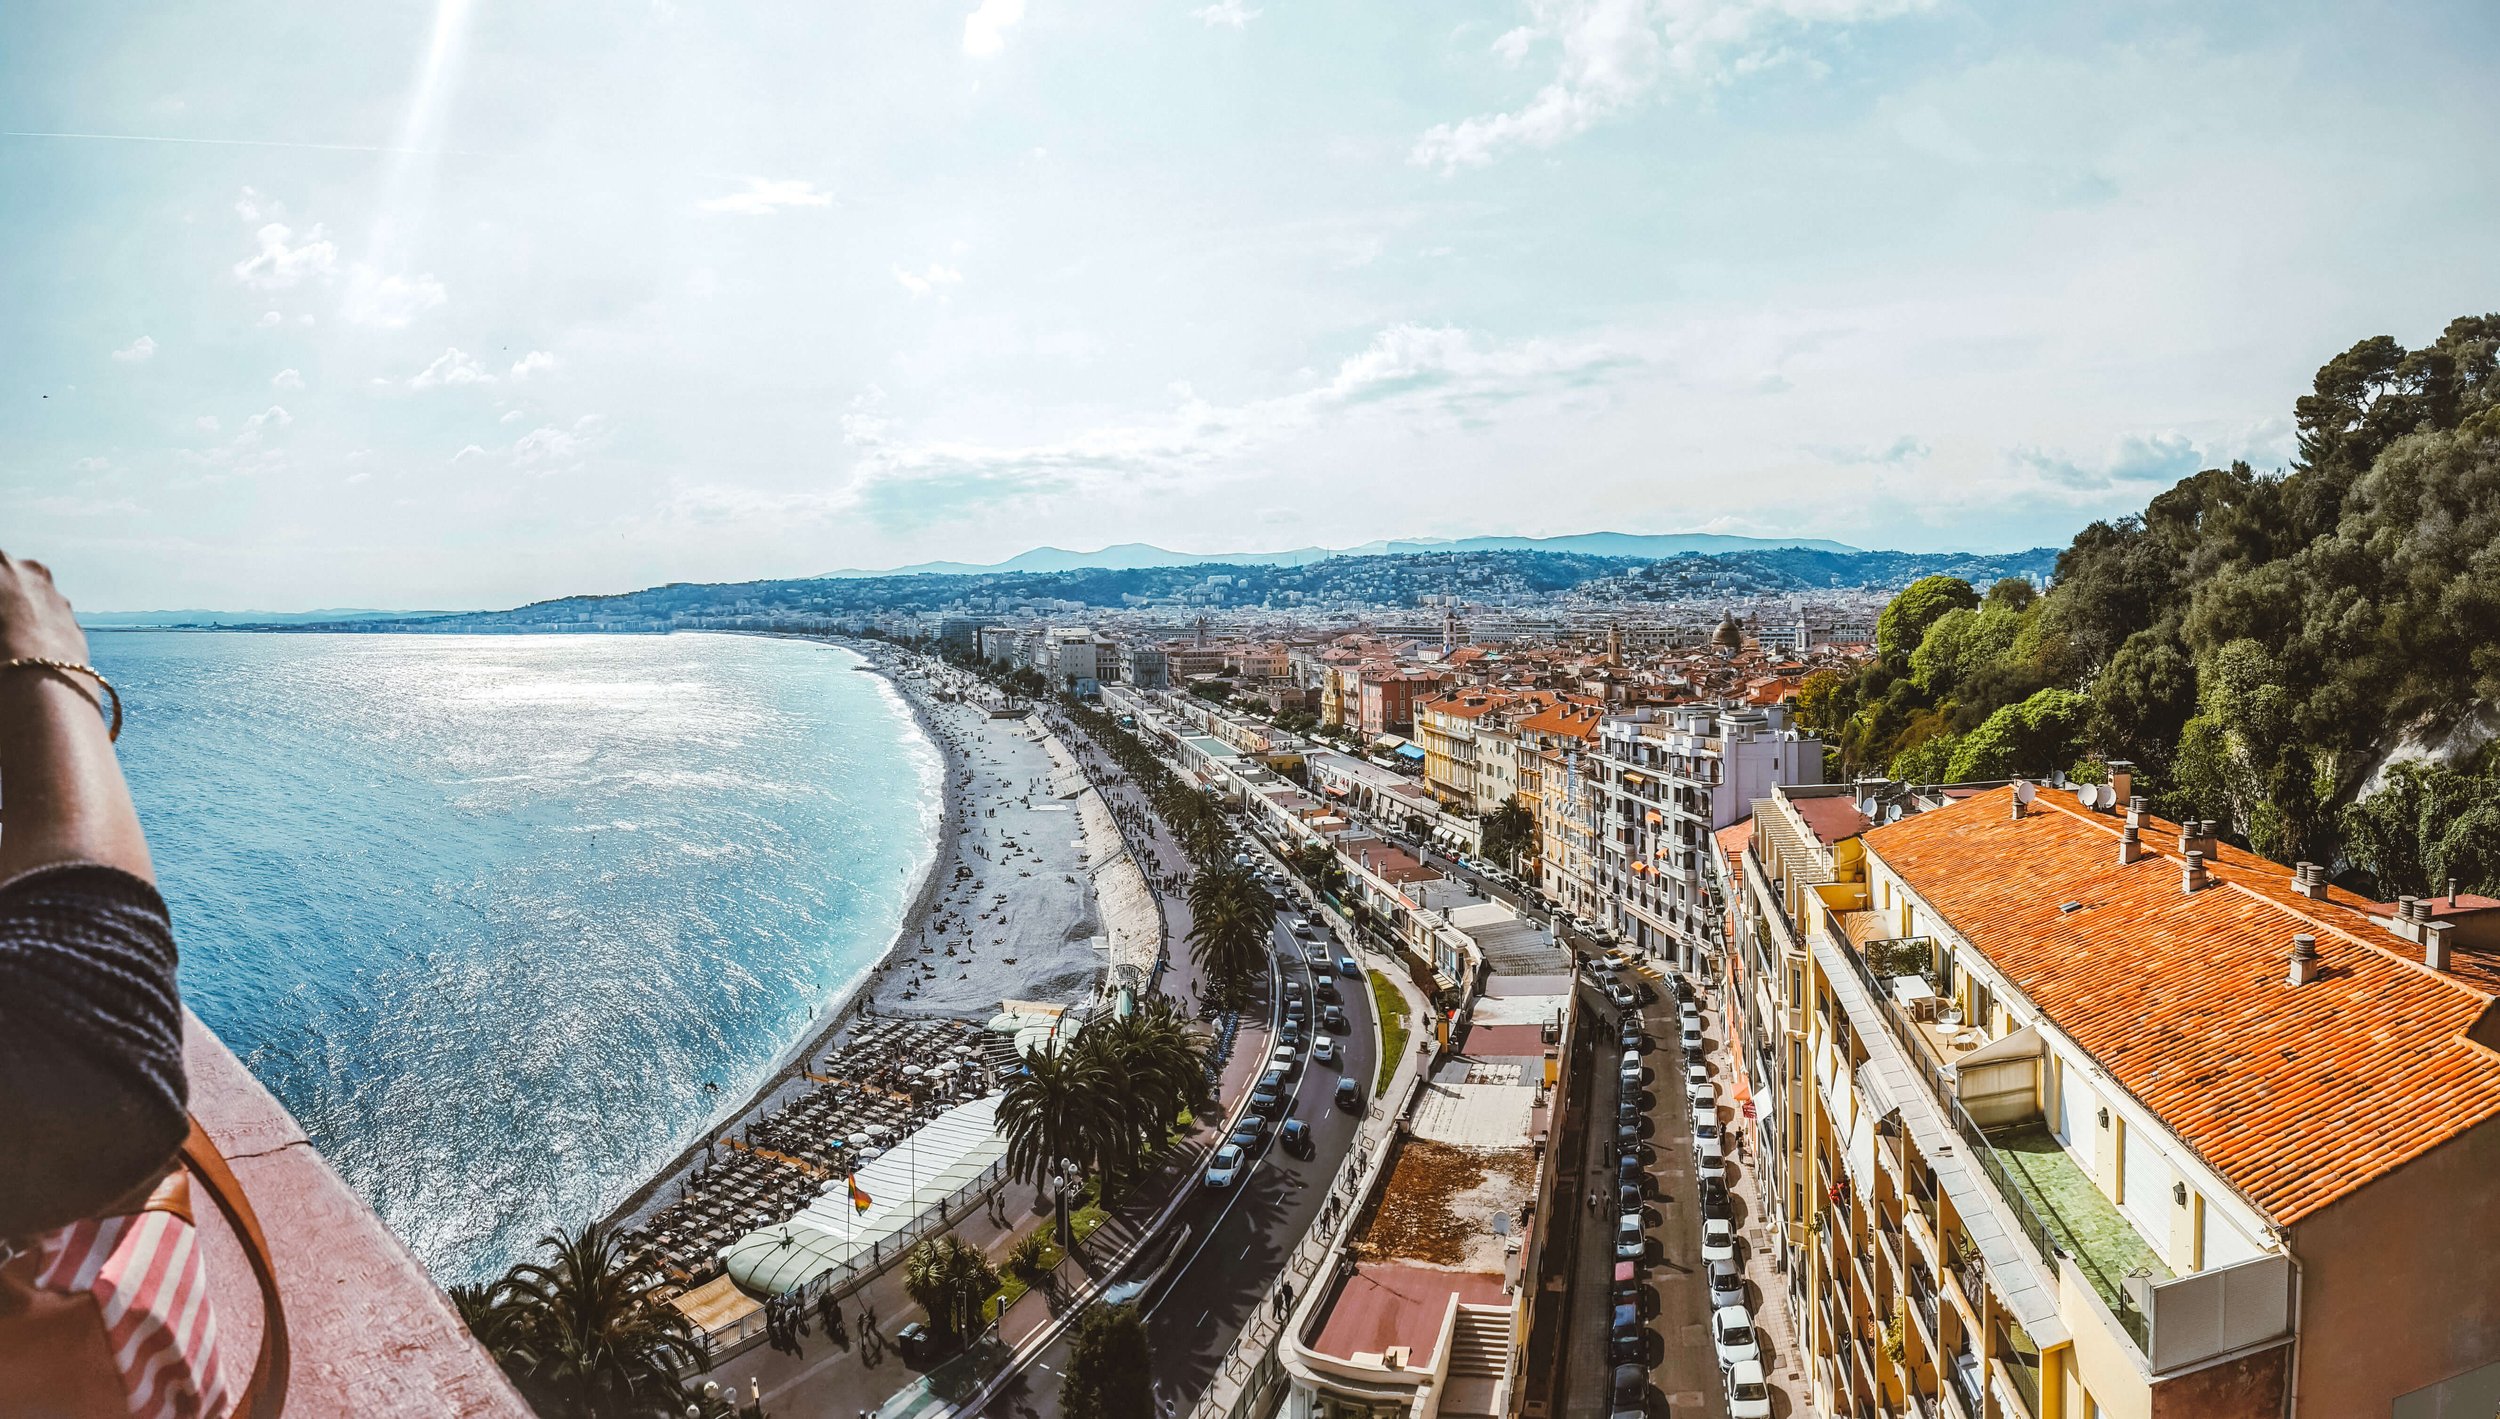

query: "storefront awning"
(1395, 743), (1427, 762)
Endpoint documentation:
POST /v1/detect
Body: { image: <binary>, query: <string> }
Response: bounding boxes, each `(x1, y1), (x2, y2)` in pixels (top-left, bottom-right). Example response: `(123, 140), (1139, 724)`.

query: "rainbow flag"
(848, 1175), (873, 1214)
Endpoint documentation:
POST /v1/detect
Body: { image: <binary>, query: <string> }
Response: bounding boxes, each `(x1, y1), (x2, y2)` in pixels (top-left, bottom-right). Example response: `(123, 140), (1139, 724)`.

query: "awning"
(1396, 744), (1427, 762)
(1622, 771), (1647, 785)
(1324, 783), (1349, 798)
(669, 1274), (764, 1348)
(1956, 1022), (2043, 1068)
(721, 1093), (1007, 1297)
(1845, 1107), (1877, 1194)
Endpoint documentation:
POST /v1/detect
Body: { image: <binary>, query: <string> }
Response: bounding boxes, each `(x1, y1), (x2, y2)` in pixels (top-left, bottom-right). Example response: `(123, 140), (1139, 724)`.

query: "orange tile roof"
(1861, 786), (2500, 1225)
(1516, 698), (1604, 741)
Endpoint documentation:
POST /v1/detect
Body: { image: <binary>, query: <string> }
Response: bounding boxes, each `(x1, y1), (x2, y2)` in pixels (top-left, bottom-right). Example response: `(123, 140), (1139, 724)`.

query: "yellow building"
(1743, 783), (2500, 1419)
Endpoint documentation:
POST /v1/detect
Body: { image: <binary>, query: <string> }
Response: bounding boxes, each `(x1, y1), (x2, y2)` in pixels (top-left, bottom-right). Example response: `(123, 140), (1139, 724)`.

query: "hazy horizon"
(7, 0), (2496, 611)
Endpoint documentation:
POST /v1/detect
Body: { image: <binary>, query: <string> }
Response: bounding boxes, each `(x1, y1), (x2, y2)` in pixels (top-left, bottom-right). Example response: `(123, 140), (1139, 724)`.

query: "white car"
(1695, 1134), (1725, 1182)
(1205, 1143), (1246, 1189)
(1620, 1050), (1645, 1085)
(1686, 1074), (1715, 1112)
(1614, 1212), (1645, 1260)
(1313, 1036), (1339, 1066)
(1726, 1357), (1772, 1419)
(1711, 1304), (1761, 1372)
(1693, 1116), (1722, 1148)
(1701, 1217), (1736, 1265)
(1680, 1021), (1705, 1055)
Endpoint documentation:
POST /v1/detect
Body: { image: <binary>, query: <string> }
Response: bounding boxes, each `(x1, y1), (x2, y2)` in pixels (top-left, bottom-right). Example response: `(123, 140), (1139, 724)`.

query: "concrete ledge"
(185, 1011), (533, 1417)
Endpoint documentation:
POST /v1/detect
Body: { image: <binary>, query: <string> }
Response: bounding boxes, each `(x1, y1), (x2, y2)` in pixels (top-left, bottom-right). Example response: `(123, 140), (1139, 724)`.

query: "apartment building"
(1522, 700), (1608, 923)
(1753, 783), (2500, 1419)
(1358, 668), (1446, 739)
(1415, 691), (1513, 813)
(1591, 704), (1824, 970)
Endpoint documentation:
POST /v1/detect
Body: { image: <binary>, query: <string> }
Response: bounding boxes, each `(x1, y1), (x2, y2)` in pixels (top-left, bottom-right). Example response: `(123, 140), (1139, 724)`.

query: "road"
(1565, 975), (1727, 1419)
(1009, 710), (1382, 1419)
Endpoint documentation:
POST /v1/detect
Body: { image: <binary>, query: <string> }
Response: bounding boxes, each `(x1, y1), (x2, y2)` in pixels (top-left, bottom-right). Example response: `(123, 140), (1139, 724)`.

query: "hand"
(0, 550), (91, 665)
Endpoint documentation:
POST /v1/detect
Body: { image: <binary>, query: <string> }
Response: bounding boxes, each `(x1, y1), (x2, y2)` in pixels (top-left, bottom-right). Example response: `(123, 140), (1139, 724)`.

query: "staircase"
(1438, 1305), (1514, 1419)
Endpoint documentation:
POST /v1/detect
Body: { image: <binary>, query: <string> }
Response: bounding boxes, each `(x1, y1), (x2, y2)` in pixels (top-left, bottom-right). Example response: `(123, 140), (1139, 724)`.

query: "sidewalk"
(1704, 982), (1816, 1419)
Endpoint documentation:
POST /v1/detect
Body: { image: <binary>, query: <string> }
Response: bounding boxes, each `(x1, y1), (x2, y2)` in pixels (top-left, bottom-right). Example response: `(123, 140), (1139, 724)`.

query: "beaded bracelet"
(2, 657), (123, 741)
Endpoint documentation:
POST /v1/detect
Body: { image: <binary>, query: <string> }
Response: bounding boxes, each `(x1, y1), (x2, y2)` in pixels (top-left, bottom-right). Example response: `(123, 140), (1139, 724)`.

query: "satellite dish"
(2075, 786), (2097, 808)
(2014, 781), (2037, 806)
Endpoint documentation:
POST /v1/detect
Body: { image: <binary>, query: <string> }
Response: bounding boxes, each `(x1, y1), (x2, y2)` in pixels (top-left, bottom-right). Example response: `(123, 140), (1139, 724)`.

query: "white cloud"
(963, 0), (1025, 56)
(194, 416), (220, 433)
(180, 405), (294, 478)
(1194, 0), (1260, 27)
(257, 310), (284, 329)
(697, 178), (833, 216)
(271, 367), (304, 390)
(112, 335), (156, 362)
(508, 350), (558, 379)
(835, 323), (1637, 525)
(454, 444), (488, 461)
(500, 408), (526, 424)
(1413, 0), (1933, 171)
(342, 266), (447, 328)
(75, 455), (113, 473)
(234, 222), (338, 289)
(894, 263), (965, 298)
(410, 348), (495, 389)
(511, 415), (605, 471)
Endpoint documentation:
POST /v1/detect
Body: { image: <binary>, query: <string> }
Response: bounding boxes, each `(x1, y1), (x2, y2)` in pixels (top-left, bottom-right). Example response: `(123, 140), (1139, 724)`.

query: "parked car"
(1707, 1258), (1746, 1311)
(1620, 1050), (1644, 1085)
(1280, 1118), (1312, 1157)
(1313, 1036), (1339, 1067)
(1695, 1135), (1725, 1182)
(1610, 1303), (1644, 1363)
(1711, 1305), (1761, 1372)
(1680, 1021), (1705, 1055)
(1612, 1259), (1639, 1303)
(1617, 1092), (1642, 1121)
(1692, 1116), (1721, 1148)
(1334, 1078), (1363, 1110)
(1614, 1212), (1645, 1261)
(1686, 1061), (1710, 1093)
(1698, 1176), (1731, 1220)
(1205, 1144), (1246, 1189)
(1687, 1082), (1716, 1116)
(1610, 1363), (1647, 1419)
(1726, 1358), (1772, 1419)
(1616, 1121), (1642, 1151)
(1701, 1217), (1736, 1265)
(1619, 1018), (1643, 1049)
(1616, 1153), (1644, 1188)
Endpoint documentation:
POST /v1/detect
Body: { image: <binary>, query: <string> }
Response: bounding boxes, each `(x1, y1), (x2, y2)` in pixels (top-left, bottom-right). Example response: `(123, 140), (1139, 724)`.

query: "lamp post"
(1052, 1156), (1081, 1252)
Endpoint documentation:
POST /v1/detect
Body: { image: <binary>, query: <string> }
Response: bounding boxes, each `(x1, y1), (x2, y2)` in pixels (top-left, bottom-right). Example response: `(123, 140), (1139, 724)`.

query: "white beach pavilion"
(718, 1091), (1008, 1297)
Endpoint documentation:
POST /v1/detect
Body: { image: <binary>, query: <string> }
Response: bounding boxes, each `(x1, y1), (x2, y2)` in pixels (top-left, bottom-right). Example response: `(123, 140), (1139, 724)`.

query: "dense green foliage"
(1480, 798), (1535, 870)
(453, 1222), (710, 1418)
(997, 997), (1210, 1200)
(1186, 866), (1277, 1011)
(1060, 1304), (1155, 1419)
(902, 1234), (1000, 1342)
(1798, 314), (2500, 892)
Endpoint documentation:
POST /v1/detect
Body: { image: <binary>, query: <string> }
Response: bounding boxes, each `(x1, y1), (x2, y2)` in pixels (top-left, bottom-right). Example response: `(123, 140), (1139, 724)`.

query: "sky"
(4, 1), (2495, 612)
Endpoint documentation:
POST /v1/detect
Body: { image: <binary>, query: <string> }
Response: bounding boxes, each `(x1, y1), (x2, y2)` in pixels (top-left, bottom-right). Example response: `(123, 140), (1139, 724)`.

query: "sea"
(89, 631), (943, 1283)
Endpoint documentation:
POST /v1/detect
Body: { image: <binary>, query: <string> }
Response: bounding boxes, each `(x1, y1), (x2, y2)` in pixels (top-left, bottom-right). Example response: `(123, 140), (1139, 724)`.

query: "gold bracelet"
(2, 657), (123, 741)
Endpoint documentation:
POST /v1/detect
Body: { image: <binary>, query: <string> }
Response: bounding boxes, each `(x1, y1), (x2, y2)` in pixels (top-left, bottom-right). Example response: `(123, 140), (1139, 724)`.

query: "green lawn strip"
(1367, 968), (1409, 1094)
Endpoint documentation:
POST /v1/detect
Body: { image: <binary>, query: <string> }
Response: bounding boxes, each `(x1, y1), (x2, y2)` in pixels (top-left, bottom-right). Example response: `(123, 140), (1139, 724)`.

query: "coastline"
(596, 635), (1121, 1240)
(595, 636), (966, 1235)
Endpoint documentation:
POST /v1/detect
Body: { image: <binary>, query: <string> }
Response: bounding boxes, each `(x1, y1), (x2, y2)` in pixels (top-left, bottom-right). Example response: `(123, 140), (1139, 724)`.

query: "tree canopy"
(1798, 312), (2500, 892)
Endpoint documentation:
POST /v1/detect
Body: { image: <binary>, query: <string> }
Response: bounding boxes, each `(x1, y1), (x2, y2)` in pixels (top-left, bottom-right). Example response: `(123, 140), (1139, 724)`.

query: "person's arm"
(0, 549), (151, 885)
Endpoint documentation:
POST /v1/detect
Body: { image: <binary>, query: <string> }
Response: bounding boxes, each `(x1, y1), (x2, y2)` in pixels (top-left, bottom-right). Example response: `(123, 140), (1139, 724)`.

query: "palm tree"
(998, 1034), (1113, 1245)
(1186, 867), (1273, 1011)
(493, 1222), (699, 1418)
(1076, 998), (1211, 1185)
(903, 1234), (999, 1342)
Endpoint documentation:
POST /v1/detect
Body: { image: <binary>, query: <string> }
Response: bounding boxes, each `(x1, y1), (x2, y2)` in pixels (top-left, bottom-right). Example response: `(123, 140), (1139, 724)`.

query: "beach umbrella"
(848, 1132), (872, 1146)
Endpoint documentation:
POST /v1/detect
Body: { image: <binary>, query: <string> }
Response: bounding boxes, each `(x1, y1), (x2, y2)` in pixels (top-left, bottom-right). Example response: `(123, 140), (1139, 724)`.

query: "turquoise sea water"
(90, 632), (941, 1282)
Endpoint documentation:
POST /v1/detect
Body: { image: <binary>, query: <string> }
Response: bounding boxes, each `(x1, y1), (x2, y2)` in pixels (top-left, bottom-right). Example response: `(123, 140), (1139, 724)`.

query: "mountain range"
(816, 531), (1862, 579)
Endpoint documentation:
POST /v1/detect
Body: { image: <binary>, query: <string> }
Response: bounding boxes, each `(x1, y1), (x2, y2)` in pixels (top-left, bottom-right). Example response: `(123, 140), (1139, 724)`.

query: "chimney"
(2399, 895), (2422, 930)
(2425, 920), (2454, 972)
(2293, 862), (2329, 900)
(2449, 877), (2463, 910)
(2108, 760), (2135, 810)
(2118, 824), (2143, 865)
(2183, 849), (2211, 894)
(2287, 934), (2320, 986)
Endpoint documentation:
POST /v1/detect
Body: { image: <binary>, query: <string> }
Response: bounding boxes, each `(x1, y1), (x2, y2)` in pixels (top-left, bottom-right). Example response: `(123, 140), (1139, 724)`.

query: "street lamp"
(1052, 1156), (1082, 1252)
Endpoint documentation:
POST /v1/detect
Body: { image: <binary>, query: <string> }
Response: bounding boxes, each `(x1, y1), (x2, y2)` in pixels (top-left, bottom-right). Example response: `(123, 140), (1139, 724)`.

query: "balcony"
(1983, 1123), (2168, 1347)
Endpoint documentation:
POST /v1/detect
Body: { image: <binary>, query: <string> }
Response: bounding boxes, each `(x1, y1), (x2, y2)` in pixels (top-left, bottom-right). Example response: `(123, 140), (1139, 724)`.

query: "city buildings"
(1726, 780), (2500, 1419)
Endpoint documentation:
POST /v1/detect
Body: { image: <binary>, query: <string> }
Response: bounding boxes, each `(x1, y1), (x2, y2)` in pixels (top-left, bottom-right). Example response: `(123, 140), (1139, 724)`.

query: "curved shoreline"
(594, 636), (963, 1235)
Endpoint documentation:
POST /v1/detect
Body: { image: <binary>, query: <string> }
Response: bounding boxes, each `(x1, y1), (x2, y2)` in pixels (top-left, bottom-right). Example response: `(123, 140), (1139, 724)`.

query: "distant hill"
(81, 608), (444, 628)
(817, 530), (1861, 578)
